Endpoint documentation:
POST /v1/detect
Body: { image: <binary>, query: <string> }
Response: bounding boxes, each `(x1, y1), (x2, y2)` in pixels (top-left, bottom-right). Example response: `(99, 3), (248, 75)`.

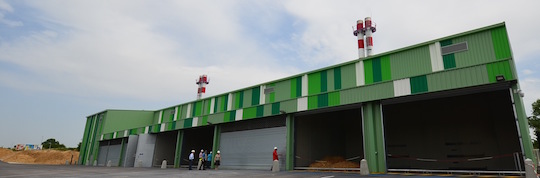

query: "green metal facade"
(80, 22), (534, 171)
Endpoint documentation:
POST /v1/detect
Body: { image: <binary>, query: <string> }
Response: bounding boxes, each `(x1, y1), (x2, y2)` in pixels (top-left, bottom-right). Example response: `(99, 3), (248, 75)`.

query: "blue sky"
(1, 0), (539, 148)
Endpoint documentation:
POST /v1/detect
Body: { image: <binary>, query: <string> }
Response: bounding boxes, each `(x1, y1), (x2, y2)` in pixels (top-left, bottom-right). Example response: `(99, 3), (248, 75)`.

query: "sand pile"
(309, 156), (360, 169)
(0, 148), (79, 164)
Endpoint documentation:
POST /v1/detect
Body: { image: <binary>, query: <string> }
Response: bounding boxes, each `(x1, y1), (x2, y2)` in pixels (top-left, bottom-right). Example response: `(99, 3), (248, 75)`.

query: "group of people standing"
(188, 149), (220, 170)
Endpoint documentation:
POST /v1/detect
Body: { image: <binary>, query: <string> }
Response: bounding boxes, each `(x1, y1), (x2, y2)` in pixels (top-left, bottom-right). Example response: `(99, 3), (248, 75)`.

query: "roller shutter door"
(220, 126), (286, 170)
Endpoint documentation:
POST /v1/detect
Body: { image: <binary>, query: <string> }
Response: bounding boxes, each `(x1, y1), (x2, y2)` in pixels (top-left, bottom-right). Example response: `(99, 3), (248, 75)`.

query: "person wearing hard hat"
(272, 147), (280, 172)
(197, 149), (204, 170)
(206, 151), (212, 169)
(188, 150), (195, 170)
(214, 150), (221, 170)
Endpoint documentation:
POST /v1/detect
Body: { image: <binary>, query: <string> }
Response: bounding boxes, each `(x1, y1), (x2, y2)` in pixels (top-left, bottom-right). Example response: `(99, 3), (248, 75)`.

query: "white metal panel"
(210, 98), (215, 114)
(393, 78), (411, 97)
(124, 130), (128, 137)
(297, 97), (308, 111)
(227, 93), (233, 111)
(260, 85), (266, 104)
(113, 132), (117, 139)
(219, 126), (286, 170)
(429, 42), (444, 72)
(186, 104), (192, 118)
(235, 109), (243, 121)
(160, 124), (165, 132)
(356, 61), (365, 86)
(158, 111), (163, 124)
(301, 75), (308, 96)
(174, 106), (179, 121)
(134, 134), (156, 168)
(192, 117), (198, 127)
(144, 126), (149, 134)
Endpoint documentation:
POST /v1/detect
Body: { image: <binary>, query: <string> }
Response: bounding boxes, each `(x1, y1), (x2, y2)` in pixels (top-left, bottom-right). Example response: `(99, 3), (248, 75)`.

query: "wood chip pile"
(0, 148), (79, 165)
(308, 156), (360, 168)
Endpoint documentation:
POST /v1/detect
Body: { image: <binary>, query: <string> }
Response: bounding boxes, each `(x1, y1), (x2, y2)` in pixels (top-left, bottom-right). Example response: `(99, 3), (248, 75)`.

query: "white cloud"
(521, 78), (540, 115)
(0, 0), (22, 27)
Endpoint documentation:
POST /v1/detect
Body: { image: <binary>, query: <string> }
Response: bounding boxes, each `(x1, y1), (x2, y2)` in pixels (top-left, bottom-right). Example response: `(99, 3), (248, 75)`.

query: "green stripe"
(252, 87), (260, 106)
(222, 95), (228, 112)
(184, 118), (193, 128)
(443, 54), (456, 69)
(256, 105), (264, 117)
(491, 27), (512, 60)
(296, 76), (302, 97)
(243, 107), (257, 119)
(272, 102), (280, 115)
(308, 95), (318, 110)
(381, 55), (391, 81)
(318, 93), (328, 108)
(410, 75), (428, 93)
(487, 60), (513, 83)
(213, 97), (218, 113)
(364, 59), (374, 84)
(334, 67), (342, 90)
(269, 92), (275, 103)
(308, 72), (321, 95)
(201, 117), (207, 126)
(328, 91), (340, 106)
(290, 78), (297, 98)
(320, 70), (327, 92)
(372, 57), (382, 83)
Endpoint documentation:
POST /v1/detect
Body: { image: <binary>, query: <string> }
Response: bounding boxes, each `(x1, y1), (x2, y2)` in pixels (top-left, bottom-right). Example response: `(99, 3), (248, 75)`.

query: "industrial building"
(79, 22), (535, 174)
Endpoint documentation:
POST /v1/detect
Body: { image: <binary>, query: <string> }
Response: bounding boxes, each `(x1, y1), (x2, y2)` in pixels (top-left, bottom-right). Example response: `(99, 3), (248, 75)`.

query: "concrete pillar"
(524, 159), (538, 178)
(93, 160), (97, 166)
(106, 160), (112, 167)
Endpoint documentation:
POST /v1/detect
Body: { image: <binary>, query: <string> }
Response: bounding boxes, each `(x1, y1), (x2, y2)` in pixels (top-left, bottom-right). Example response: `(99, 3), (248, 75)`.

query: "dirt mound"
(309, 156), (360, 169)
(0, 148), (79, 165)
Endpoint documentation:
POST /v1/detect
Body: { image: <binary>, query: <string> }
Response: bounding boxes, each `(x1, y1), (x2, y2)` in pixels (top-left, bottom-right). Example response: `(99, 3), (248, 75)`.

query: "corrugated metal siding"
(364, 59), (374, 84)
(454, 31), (497, 67)
(256, 105), (264, 117)
(393, 78), (411, 97)
(318, 93), (329, 108)
(252, 86), (260, 106)
(272, 103), (280, 115)
(308, 95), (318, 110)
(207, 112), (224, 125)
(263, 104), (272, 116)
(491, 27), (512, 60)
(340, 82), (394, 104)
(242, 107), (257, 119)
(183, 118), (193, 128)
(280, 99), (297, 113)
(381, 56), (391, 81)
(328, 91), (340, 106)
(443, 54), (456, 69)
(321, 70), (328, 92)
(327, 68), (335, 92)
(162, 108), (174, 123)
(243, 88), (252, 108)
(273, 80), (291, 102)
(341, 63), (356, 89)
(308, 72), (321, 95)
(389, 46), (431, 80)
(372, 57), (382, 82)
(194, 101), (203, 117)
(429, 42), (444, 72)
(427, 65), (489, 92)
(290, 76), (302, 99)
(487, 60), (514, 83)
(333, 67), (342, 90)
(410, 75), (428, 94)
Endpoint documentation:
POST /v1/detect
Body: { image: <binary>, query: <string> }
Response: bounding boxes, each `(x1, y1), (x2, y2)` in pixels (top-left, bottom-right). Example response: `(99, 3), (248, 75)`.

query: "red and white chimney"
(364, 17), (376, 56)
(196, 75), (209, 100)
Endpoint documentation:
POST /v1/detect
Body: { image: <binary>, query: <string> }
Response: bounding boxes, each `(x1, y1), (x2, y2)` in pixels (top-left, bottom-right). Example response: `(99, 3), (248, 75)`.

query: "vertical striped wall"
(99, 23), (519, 137)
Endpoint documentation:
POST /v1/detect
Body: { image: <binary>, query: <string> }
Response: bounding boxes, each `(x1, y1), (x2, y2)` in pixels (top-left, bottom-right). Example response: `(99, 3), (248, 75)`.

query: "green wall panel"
(410, 75), (428, 93)
(200, 116), (208, 126)
(308, 72), (321, 95)
(243, 107), (257, 119)
(328, 91), (340, 106)
(327, 69), (335, 92)
(280, 99), (297, 114)
(213, 97), (219, 114)
(224, 110), (236, 122)
(273, 80), (291, 102)
(256, 105), (264, 117)
(320, 70), (328, 92)
(308, 95), (318, 110)
(203, 99), (211, 115)
(153, 112), (160, 124)
(193, 101), (203, 117)
(427, 65), (489, 92)
(101, 110), (154, 134)
(252, 86), (260, 106)
(272, 102), (280, 115)
(440, 39), (452, 47)
(454, 31), (496, 67)
(381, 55), (391, 81)
(243, 89), (252, 108)
(487, 60), (514, 83)
(341, 63), (356, 89)
(234, 91), (243, 109)
(443, 54), (456, 69)
(264, 104), (272, 116)
(207, 113), (224, 125)
(162, 108), (174, 123)
(333, 67), (342, 90)
(180, 105), (188, 119)
(491, 27), (512, 60)
(183, 118), (193, 128)
(222, 95), (228, 112)
(290, 78), (298, 99)
(340, 82), (394, 105)
(318, 93), (329, 108)
(372, 58), (382, 83)
(364, 59), (374, 84)
(389, 46), (431, 80)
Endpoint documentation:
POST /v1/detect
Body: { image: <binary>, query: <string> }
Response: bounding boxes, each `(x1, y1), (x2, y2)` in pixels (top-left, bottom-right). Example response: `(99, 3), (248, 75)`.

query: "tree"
(41, 138), (66, 149)
(76, 142), (81, 151)
(528, 99), (540, 148)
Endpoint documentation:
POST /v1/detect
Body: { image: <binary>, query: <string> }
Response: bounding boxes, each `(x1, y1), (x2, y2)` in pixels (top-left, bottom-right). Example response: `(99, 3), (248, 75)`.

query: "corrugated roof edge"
(86, 109), (154, 118)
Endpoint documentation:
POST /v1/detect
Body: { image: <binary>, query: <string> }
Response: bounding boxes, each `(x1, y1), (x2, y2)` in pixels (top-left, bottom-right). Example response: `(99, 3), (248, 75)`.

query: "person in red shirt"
(272, 147), (279, 172)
